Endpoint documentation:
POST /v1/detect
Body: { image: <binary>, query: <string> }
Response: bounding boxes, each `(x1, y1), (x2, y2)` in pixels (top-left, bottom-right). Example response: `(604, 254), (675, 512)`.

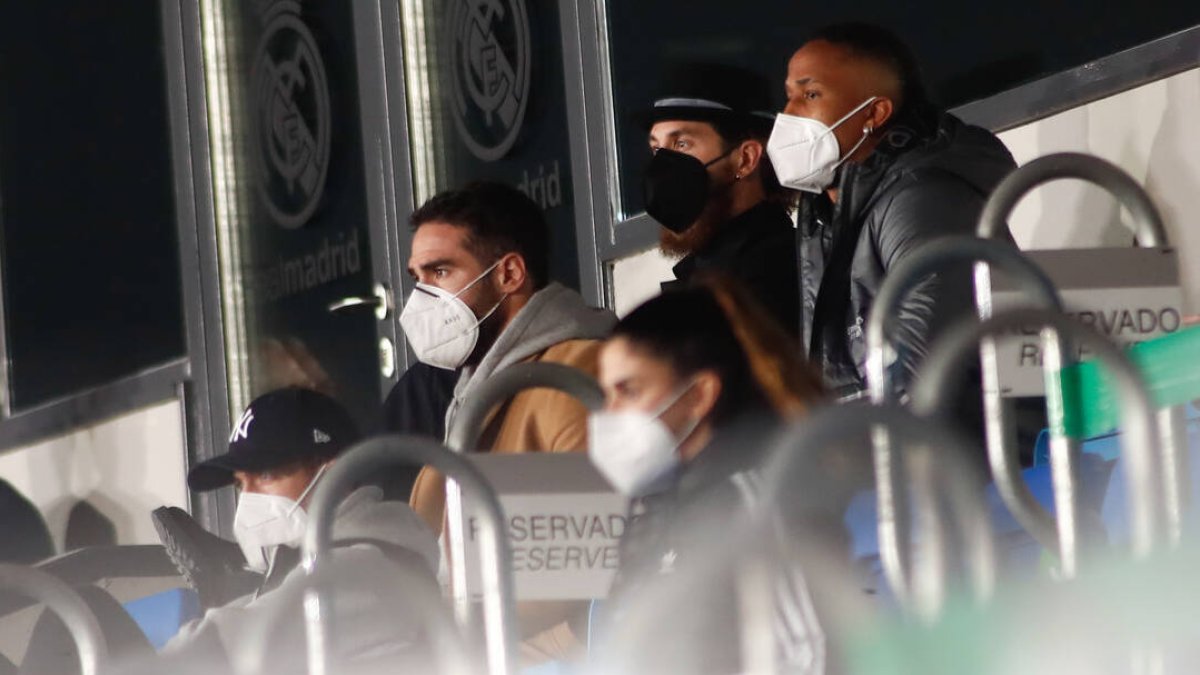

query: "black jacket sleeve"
(870, 173), (989, 390)
(375, 363), (459, 500)
(380, 363), (458, 438)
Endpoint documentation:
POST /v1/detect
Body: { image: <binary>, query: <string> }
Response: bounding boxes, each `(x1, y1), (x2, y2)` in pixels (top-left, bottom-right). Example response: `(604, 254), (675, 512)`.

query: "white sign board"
(984, 247), (1183, 396)
(457, 454), (629, 601)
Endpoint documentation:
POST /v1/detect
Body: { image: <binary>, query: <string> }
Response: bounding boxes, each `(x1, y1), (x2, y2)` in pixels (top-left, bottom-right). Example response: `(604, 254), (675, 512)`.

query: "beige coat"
(409, 338), (601, 532)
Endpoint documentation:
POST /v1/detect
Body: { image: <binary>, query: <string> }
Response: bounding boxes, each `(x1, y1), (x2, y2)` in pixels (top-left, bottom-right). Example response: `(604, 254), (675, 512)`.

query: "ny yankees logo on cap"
(190, 387), (362, 492)
(230, 409), (255, 443)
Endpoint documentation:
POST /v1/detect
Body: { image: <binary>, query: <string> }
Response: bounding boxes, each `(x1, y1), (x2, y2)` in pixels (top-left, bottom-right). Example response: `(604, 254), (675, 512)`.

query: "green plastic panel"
(1058, 325), (1200, 438)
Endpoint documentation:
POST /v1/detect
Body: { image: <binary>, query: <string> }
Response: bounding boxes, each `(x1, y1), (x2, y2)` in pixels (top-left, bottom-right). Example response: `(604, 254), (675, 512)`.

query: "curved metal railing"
(441, 362), (603, 633)
(757, 403), (997, 621)
(445, 362), (605, 452)
(911, 308), (1167, 558)
(865, 235), (1069, 590)
(977, 152), (1167, 246)
(978, 152), (1185, 548)
(233, 554), (470, 675)
(0, 563), (107, 675)
(301, 435), (517, 675)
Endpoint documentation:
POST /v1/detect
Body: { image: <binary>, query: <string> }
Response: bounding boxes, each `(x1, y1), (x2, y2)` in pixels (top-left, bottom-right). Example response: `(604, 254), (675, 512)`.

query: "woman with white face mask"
(590, 275), (826, 675)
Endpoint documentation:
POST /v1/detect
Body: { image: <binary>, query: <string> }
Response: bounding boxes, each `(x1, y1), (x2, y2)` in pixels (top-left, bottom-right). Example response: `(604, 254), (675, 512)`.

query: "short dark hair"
(709, 119), (792, 207)
(810, 22), (930, 114)
(612, 276), (825, 426)
(410, 181), (550, 290)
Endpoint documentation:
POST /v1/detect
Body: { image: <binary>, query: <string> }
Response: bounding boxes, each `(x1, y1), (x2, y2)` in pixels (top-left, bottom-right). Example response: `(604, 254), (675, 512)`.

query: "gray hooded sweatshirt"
(163, 487), (440, 672)
(443, 282), (617, 437)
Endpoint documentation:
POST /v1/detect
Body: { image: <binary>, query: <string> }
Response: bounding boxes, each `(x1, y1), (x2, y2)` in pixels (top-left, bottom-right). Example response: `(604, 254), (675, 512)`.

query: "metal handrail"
(301, 435), (518, 675)
(911, 308), (1167, 558)
(978, 152), (1186, 547)
(233, 555), (470, 675)
(0, 563), (107, 675)
(865, 236), (1070, 590)
(445, 362), (605, 452)
(977, 152), (1167, 246)
(442, 361), (603, 631)
(594, 405), (993, 673)
(757, 403), (997, 621)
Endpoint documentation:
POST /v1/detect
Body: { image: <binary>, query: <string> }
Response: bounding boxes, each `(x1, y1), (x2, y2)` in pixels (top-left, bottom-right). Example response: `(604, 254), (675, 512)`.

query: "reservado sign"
(458, 453), (629, 601)
(983, 247), (1183, 397)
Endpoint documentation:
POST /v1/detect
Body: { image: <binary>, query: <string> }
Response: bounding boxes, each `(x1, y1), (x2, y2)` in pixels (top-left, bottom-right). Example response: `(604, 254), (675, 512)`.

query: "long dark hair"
(611, 275), (825, 427)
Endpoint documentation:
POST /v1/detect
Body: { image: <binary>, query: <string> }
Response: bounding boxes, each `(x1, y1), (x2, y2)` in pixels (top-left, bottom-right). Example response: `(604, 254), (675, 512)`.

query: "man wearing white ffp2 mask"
(399, 259), (507, 370)
(162, 387), (440, 670)
(230, 462), (327, 573)
(770, 23), (1016, 407)
(400, 182), (617, 665)
(401, 183), (616, 533)
(767, 95), (879, 193)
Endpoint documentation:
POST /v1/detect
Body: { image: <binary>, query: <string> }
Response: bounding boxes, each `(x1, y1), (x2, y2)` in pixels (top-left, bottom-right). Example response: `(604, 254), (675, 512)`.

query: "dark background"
(0, 0), (1196, 412)
(423, 0), (581, 290)
(0, 1), (184, 409)
(233, 0), (383, 430)
(608, 1), (1200, 217)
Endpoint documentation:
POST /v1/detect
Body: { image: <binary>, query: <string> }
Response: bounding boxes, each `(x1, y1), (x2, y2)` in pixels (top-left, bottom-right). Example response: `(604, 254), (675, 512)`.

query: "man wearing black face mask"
(640, 63), (801, 340)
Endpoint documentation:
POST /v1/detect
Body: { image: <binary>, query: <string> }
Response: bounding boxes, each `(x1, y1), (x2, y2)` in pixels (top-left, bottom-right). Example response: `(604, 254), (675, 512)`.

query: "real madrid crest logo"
(251, 0), (331, 229)
(449, 0), (531, 162)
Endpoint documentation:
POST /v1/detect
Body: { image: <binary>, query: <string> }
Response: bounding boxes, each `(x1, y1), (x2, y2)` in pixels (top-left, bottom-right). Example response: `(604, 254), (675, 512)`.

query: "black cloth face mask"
(642, 147), (733, 233)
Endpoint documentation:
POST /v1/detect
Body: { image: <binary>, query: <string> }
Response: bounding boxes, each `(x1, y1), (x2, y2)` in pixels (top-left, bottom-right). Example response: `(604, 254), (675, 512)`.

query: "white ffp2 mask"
(766, 97), (877, 193)
(588, 384), (700, 497)
(398, 261), (507, 370)
(232, 464), (327, 573)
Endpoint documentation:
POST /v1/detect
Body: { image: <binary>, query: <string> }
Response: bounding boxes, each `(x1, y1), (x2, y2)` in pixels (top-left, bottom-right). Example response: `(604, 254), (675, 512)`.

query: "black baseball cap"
(188, 387), (361, 492)
(634, 62), (777, 136)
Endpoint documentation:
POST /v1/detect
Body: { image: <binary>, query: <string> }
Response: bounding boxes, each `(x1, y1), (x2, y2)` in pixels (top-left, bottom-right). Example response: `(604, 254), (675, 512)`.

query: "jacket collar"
(445, 282), (617, 436)
(672, 200), (790, 282)
(672, 414), (778, 499)
(827, 103), (944, 227)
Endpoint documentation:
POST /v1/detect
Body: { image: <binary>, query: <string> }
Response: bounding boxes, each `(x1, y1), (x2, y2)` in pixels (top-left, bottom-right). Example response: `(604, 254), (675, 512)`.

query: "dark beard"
(464, 287), (507, 367)
(659, 213), (720, 257)
(657, 180), (734, 258)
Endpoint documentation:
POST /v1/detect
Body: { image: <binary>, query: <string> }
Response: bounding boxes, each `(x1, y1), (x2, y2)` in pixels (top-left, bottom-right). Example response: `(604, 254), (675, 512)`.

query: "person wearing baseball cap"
(158, 387), (441, 671)
(639, 61), (801, 341)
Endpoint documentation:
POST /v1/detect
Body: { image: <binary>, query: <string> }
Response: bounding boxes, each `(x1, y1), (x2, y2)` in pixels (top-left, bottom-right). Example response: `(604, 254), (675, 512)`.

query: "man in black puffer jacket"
(767, 23), (1017, 400)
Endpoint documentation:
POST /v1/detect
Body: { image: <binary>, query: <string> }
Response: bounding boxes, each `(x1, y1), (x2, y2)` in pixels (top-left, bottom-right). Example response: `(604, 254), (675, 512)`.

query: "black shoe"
(151, 506), (262, 608)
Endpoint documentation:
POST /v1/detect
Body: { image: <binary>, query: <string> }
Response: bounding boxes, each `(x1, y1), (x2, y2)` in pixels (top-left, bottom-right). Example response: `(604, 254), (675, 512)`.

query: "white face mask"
(398, 261), (508, 370)
(233, 464), (327, 573)
(766, 97), (878, 193)
(588, 383), (700, 497)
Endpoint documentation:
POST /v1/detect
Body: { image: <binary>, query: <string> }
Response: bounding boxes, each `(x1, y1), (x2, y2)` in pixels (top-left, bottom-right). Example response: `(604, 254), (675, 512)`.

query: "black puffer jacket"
(799, 108), (1016, 397)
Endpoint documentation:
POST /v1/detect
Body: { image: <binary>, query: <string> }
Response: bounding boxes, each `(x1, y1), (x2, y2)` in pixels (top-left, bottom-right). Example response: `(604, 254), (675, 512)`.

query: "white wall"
(610, 248), (677, 317)
(0, 400), (189, 552)
(612, 66), (1200, 313)
(997, 66), (1200, 312)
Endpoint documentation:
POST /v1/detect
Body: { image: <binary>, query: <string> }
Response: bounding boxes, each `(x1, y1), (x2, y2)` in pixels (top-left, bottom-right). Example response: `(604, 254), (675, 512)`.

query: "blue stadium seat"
(121, 587), (201, 650)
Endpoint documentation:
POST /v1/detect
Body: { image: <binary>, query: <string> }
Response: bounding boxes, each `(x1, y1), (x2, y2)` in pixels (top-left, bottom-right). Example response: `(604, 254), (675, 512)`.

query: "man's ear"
(734, 139), (764, 180)
(865, 97), (895, 134)
(495, 252), (528, 294)
(686, 370), (723, 423)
